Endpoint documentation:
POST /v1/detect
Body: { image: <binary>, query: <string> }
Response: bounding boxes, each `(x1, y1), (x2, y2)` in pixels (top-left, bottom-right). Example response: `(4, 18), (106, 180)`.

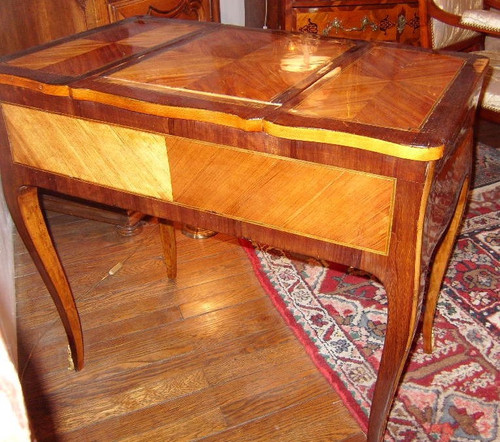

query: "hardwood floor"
(15, 120), (499, 441)
(15, 217), (364, 441)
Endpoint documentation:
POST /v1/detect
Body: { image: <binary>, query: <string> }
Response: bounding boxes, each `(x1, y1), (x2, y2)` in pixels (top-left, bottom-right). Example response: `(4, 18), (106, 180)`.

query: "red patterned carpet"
(242, 143), (499, 441)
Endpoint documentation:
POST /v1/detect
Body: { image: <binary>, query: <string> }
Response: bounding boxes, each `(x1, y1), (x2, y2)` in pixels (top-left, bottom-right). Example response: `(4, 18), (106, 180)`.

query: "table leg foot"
(159, 219), (177, 279)
(15, 186), (84, 370)
(115, 210), (145, 237)
(422, 178), (470, 353)
(181, 224), (217, 239)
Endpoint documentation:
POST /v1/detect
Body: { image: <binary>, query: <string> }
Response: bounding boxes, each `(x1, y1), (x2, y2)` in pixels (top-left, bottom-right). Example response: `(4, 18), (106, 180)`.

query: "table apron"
(4, 103), (397, 256)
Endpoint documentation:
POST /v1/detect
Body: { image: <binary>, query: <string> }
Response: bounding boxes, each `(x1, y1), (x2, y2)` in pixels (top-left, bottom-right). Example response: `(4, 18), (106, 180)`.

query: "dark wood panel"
(108, 0), (220, 22)
(0, 0), (90, 56)
(0, 0), (220, 57)
(281, 0), (420, 45)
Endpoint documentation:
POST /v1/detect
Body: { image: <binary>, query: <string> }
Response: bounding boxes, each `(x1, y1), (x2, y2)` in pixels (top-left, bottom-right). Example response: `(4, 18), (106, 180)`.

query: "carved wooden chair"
(419, 0), (500, 122)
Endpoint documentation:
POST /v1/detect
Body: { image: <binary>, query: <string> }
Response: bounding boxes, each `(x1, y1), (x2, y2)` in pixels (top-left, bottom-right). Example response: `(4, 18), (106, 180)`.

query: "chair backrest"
(420, 0), (484, 49)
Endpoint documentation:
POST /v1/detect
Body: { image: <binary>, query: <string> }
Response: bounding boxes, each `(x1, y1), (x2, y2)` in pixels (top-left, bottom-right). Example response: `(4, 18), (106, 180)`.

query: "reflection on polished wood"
(0, 17), (487, 441)
(181, 224), (218, 239)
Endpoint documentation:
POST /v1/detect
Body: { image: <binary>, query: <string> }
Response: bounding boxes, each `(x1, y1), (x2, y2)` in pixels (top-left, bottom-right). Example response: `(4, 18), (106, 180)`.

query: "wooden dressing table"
(0, 18), (487, 440)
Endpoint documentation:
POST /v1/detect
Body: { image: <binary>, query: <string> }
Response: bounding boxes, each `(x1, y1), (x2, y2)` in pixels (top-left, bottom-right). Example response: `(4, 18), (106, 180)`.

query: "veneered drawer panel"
(4, 104), (173, 201)
(167, 135), (396, 255)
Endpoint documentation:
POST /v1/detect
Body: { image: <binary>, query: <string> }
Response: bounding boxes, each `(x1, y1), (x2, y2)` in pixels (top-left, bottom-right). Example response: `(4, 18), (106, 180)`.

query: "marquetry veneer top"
(0, 17), (487, 160)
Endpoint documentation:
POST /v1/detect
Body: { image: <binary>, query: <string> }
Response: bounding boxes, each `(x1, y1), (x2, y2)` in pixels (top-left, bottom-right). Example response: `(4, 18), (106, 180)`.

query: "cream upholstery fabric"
(0, 330), (31, 442)
(461, 9), (500, 31)
(485, 34), (500, 50)
(476, 49), (500, 111)
(485, 9), (500, 50)
(431, 0), (483, 48)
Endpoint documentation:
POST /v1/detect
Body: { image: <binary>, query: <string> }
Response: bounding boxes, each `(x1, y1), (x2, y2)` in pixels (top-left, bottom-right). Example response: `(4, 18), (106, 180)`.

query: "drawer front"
(292, 4), (420, 45)
(4, 104), (174, 201)
(108, 0), (215, 22)
(165, 135), (396, 255)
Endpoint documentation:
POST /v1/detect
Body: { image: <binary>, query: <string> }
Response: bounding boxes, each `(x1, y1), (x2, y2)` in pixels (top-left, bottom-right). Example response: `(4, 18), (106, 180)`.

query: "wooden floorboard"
(15, 121), (498, 441)
(16, 216), (363, 441)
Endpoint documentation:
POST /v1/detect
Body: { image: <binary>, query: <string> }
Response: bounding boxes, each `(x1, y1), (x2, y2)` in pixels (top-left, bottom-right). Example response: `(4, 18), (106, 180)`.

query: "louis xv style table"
(0, 17), (487, 440)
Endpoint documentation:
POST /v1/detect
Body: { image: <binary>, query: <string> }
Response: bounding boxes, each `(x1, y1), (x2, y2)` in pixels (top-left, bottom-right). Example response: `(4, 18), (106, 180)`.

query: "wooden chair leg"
(41, 193), (145, 237)
(159, 219), (177, 279)
(422, 178), (470, 353)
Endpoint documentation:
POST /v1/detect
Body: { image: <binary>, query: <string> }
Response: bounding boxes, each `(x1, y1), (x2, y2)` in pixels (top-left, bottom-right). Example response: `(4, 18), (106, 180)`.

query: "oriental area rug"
(241, 142), (499, 441)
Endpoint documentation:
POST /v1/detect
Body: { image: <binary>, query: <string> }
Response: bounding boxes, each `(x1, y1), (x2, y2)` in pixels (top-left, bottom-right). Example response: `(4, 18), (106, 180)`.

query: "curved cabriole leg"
(15, 186), (84, 370)
(159, 219), (177, 279)
(422, 178), (470, 353)
(367, 270), (422, 441)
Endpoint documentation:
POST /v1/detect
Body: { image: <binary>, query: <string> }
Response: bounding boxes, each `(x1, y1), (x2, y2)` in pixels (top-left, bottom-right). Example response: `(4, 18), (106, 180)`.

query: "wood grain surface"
(0, 17), (485, 159)
(15, 215), (364, 441)
(4, 104), (173, 201)
(166, 134), (395, 254)
(291, 2), (421, 45)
